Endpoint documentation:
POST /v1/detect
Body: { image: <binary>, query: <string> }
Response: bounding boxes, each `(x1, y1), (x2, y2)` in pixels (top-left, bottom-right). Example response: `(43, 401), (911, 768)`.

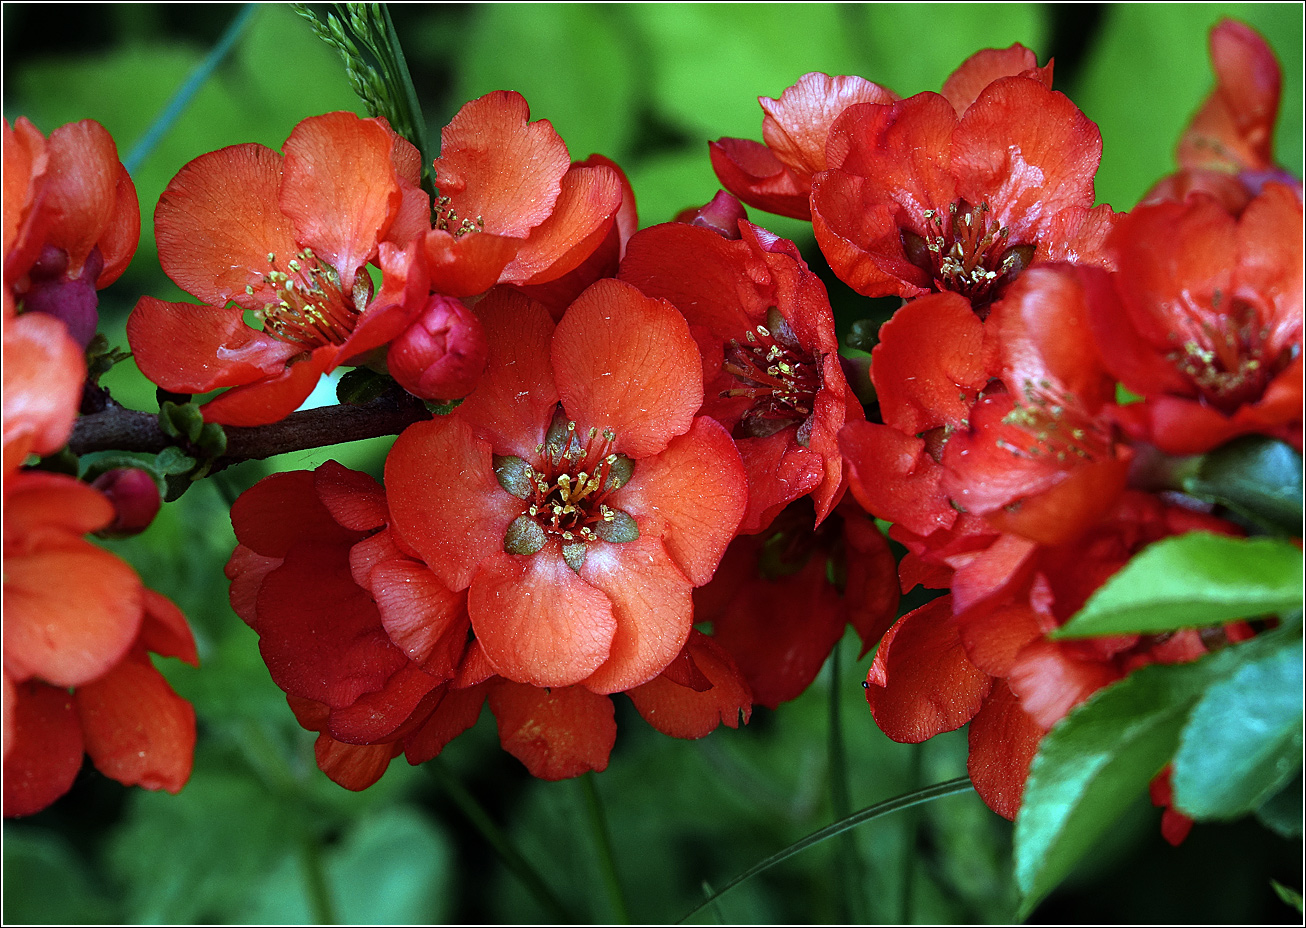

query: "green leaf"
(1014, 652), (1232, 916)
(1184, 436), (1305, 535)
(1172, 630), (1304, 819)
(0, 827), (119, 924)
(1056, 532), (1304, 638)
(1272, 880), (1305, 913)
(1255, 770), (1303, 838)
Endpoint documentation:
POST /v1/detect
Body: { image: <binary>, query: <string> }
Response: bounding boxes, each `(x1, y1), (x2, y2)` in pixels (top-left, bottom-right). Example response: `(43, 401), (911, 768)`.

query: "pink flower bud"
(91, 468), (161, 537)
(674, 191), (748, 240)
(387, 295), (488, 401)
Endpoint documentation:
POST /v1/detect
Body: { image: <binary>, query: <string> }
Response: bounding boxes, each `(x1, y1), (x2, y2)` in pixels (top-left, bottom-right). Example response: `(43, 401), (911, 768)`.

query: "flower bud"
(91, 468), (161, 537)
(674, 191), (748, 240)
(387, 295), (488, 401)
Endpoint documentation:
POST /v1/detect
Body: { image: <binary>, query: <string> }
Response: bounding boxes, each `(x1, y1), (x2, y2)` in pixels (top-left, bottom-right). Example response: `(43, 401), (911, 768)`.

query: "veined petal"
(628, 630), (752, 737)
(506, 162), (623, 284)
(155, 143), (298, 309)
(709, 137), (812, 220)
(424, 228), (522, 298)
(470, 545), (617, 688)
(434, 91), (571, 238)
(3, 116), (48, 281)
(373, 559), (469, 679)
(553, 279), (703, 458)
(76, 648), (195, 793)
(40, 120), (121, 279)
(761, 72), (898, 180)
(314, 735), (397, 791)
(941, 44), (1051, 115)
(578, 535), (694, 695)
(966, 680), (1042, 820)
(198, 347), (333, 427)
(386, 416), (529, 591)
(280, 112), (401, 290)
(2, 312), (84, 473)
(2, 680), (83, 817)
(127, 297), (301, 393)
(488, 680), (615, 780)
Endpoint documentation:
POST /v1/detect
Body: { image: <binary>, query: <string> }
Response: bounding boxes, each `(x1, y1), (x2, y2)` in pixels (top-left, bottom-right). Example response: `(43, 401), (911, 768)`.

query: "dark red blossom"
(620, 220), (860, 533)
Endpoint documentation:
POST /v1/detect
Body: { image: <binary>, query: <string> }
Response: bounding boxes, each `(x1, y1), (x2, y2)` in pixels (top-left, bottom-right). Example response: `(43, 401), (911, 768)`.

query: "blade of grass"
(679, 776), (975, 924)
(123, 3), (259, 174)
(426, 758), (573, 922)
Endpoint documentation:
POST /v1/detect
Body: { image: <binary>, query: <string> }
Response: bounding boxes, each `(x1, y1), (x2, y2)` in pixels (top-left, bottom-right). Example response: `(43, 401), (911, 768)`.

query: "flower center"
(249, 249), (368, 348)
(495, 407), (638, 572)
(1164, 293), (1287, 413)
(901, 200), (1035, 312)
(997, 380), (1115, 465)
(433, 195), (485, 238)
(722, 307), (821, 441)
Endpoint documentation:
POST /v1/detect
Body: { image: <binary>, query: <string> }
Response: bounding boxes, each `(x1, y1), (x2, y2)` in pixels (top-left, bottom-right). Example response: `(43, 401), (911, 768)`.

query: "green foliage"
(1056, 532), (1304, 637)
(1014, 626), (1303, 916)
(1183, 437), (1305, 535)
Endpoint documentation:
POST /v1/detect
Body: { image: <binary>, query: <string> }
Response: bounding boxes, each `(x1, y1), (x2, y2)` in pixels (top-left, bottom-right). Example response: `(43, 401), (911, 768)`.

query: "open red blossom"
(421, 92), (625, 299)
(128, 112), (431, 426)
(710, 72), (899, 220)
(1097, 183), (1303, 454)
(1145, 19), (1300, 212)
(4, 117), (139, 344)
(811, 69), (1113, 313)
(4, 470), (197, 816)
(696, 498), (898, 708)
(386, 282), (748, 696)
(619, 220), (860, 533)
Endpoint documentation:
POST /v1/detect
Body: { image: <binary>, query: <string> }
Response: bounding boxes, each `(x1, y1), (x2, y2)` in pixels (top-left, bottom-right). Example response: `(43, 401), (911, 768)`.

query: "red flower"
(128, 112), (431, 426)
(4, 471), (197, 816)
(810, 63), (1113, 311)
(421, 92), (625, 299)
(1098, 182), (1303, 454)
(3, 117), (140, 344)
(1145, 19), (1299, 212)
(619, 220), (861, 533)
(385, 283), (748, 694)
(710, 72), (899, 220)
(227, 458), (750, 788)
(695, 498), (898, 708)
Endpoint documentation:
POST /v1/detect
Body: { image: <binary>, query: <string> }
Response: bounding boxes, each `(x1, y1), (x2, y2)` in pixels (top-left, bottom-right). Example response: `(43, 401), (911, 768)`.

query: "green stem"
(828, 639), (866, 923)
(898, 741), (923, 924)
(426, 759), (572, 922)
(123, 4), (259, 173)
(679, 776), (974, 924)
(299, 828), (338, 925)
(582, 773), (630, 924)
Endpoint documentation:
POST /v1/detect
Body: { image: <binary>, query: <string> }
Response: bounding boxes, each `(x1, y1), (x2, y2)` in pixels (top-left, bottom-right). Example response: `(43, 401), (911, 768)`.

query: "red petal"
(280, 113), (401, 288)
(403, 683), (487, 765)
(314, 460), (388, 532)
(952, 78), (1100, 236)
(941, 45), (1050, 115)
(761, 72), (898, 179)
(453, 289), (558, 457)
(155, 143), (298, 309)
(199, 348), (332, 427)
(4, 469), (113, 539)
(76, 648), (195, 793)
(40, 120), (121, 279)
(3, 539), (143, 688)
(224, 545), (280, 626)
(733, 434), (822, 536)
(2, 679), (83, 817)
(96, 162), (141, 287)
(3, 311), (85, 472)
(1008, 637), (1121, 730)
(424, 228), (521, 298)
(552, 279), (703, 458)
(138, 589), (198, 666)
(126, 297), (300, 393)
(314, 734), (397, 790)
(709, 137), (811, 220)
(506, 162), (622, 284)
(966, 680), (1042, 820)
(578, 535), (694, 694)
(613, 416), (747, 585)
(373, 559), (469, 678)
(386, 416), (528, 591)
(838, 420), (955, 536)
(628, 630), (752, 736)
(469, 546), (617, 688)
(255, 543), (407, 707)
(3, 116), (48, 282)
(488, 680), (615, 780)
(841, 510), (901, 656)
(434, 91), (571, 238)
(325, 663), (444, 744)
(864, 595), (992, 742)
(229, 469), (361, 558)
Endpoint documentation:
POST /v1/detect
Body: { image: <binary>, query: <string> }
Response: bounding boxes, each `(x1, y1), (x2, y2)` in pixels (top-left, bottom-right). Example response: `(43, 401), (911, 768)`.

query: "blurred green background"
(3, 3), (1302, 923)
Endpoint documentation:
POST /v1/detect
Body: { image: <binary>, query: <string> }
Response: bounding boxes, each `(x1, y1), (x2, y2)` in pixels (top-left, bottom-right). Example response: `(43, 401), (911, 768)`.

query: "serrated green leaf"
(1056, 532), (1304, 638)
(1172, 631), (1304, 819)
(1014, 650), (1239, 916)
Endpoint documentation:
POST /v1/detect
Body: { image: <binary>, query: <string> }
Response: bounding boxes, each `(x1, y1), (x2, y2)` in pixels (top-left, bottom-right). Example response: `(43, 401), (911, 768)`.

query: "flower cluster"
(3, 118), (198, 817)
